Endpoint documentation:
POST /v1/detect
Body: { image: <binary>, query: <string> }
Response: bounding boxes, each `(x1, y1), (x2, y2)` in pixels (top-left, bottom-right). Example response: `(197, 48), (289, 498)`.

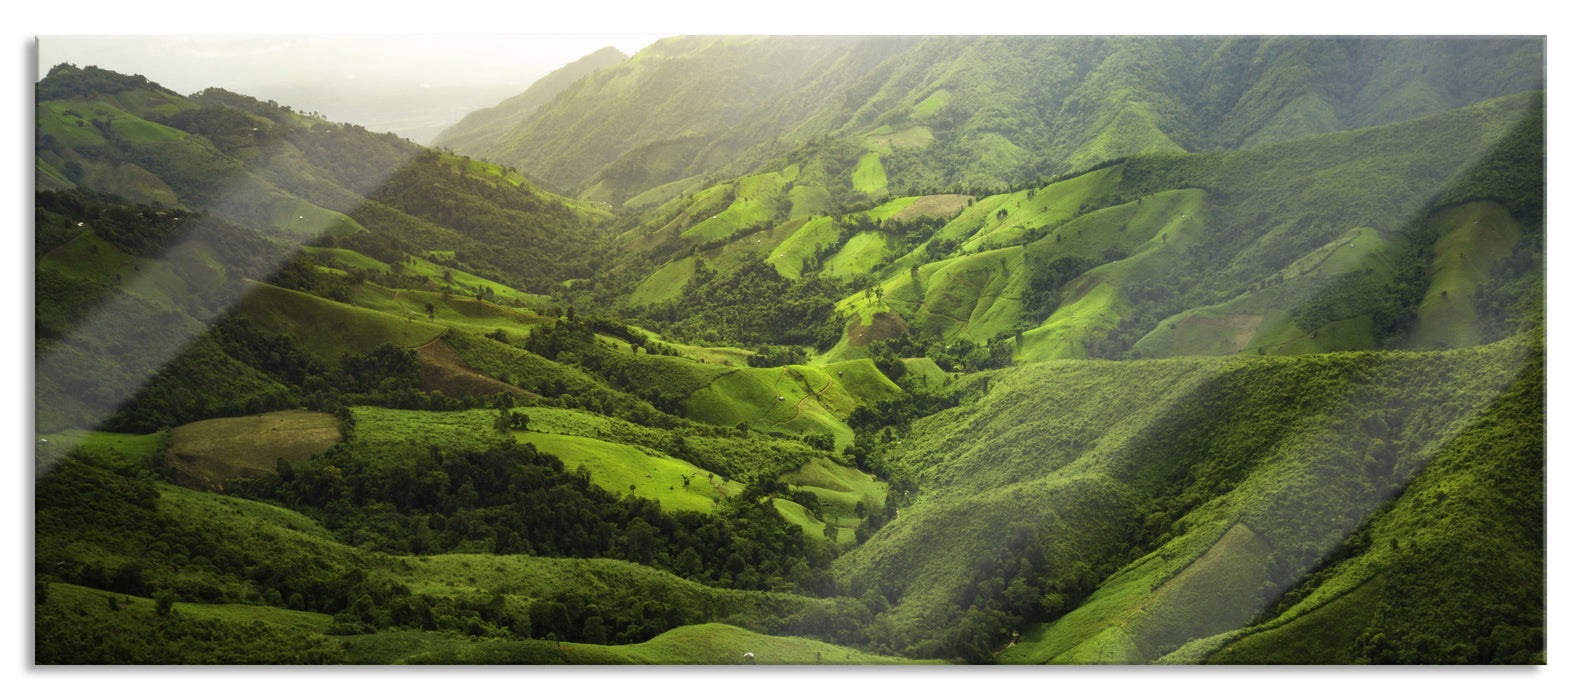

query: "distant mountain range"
(437, 36), (1543, 206)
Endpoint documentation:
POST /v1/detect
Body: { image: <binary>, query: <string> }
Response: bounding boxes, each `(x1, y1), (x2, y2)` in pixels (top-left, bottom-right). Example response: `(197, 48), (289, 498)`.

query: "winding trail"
(776, 373), (837, 425)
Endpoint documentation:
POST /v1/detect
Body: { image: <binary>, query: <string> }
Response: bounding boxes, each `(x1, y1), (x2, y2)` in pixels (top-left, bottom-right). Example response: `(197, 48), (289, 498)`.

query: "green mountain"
(35, 40), (1544, 667)
(35, 63), (612, 293)
(444, 36), (1542, 207)
(590, 90), (1542, 374)
(437, 36), (872, 202)
(431, 46), (627, 152)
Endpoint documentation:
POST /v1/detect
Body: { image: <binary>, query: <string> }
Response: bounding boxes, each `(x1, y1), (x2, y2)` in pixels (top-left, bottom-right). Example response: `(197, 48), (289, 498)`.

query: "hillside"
(437, 36), (868, 201)
(35, 63), (612, 294)
(34, 44), (1545, 667)
(431, 46), (627, 152)
(595, 90), (1542, 370)
(445, 36), (1542, 207)
(843, 335), (1540, 662)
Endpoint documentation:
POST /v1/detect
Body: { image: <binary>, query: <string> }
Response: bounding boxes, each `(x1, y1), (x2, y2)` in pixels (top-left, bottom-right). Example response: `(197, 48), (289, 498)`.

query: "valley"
(32, 36), (1545, 666)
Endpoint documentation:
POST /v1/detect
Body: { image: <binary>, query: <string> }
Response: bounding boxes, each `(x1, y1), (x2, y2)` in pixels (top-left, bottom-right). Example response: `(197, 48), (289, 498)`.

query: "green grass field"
(682, 361), (902, 449)
(885, 247), (1027, 343)
(822, 231), (898, 279)
(35, 428), (166, 464)
(348, 622), (932, 665)
(631, 257), (700, 305)
(912, 88), (951, 118)
(349, 283), (551, 345)
(779, 457), (888, 540)
(604, 623), (935, 664)
(852, 153), (888, 195)
(770, 217), (840, 278)
(1008, 522), (1273, 663)
(232, 281), (448, 361)
(517, 432), (739, 512)
(1408, 201), (1521, 349)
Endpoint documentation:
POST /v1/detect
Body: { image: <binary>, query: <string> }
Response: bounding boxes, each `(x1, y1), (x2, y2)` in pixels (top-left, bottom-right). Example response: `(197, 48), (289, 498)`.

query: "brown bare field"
(415, 337), (530, 399)
(891, 194), (972, 222)
(166, 410), (342, 492)
(1179, 313), (1264, 354)
(845, 311), (910, 348)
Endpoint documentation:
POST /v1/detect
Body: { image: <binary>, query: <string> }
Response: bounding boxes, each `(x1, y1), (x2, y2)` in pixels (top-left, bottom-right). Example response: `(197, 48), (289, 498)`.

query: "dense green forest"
(34, 36), (1544, 667)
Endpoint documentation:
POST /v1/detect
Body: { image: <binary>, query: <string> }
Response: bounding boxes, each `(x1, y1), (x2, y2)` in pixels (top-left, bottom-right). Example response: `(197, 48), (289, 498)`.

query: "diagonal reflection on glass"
(31, 36), (1545, 665)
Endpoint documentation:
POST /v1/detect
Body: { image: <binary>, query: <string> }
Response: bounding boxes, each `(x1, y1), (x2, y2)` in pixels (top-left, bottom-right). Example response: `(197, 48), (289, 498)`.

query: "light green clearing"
(902, 357), (949, 387)
(960, 168), (1122, 253)
(862, 196), (920, 223)
(49, 583), (333, 634)
(779, 457), (887, 528)
(409, 258), (528, 301)
(1407, 201), (1520, 349)
(852, 153), (888, 194)
(884, 247), (1025, 343)
(517, 432), (738, 512)
(401, 255), (543, 306)
(1013, 277), (1132, 362)
(591, 623), (935, 665)
(697, 217), (805, 273)
(679, 171), (787, 244)
(271, 198), (359, 236)
(684, 362), (901, 450)
(1024, 187), (1205, 272)
(35, 429), (164, 464)
(822, 231), (895, 279)
(631, 257), (699, 305)
(348, 284), (550, 345)
(787, 185), (831, 220)
(38, 101), (113, 148)
(769, 217), (839, 278)
(911, 89), (951, 118)
(864, 125), (934, 153)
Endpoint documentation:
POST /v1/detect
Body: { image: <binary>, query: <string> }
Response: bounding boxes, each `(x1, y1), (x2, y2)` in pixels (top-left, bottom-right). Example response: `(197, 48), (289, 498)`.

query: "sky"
(34, 35), (664, 92)
(33, 34), (668, 142)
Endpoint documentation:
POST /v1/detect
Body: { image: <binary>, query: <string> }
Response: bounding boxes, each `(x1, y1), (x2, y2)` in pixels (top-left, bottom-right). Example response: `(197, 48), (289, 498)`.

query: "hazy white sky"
(36, 34), (665, 95)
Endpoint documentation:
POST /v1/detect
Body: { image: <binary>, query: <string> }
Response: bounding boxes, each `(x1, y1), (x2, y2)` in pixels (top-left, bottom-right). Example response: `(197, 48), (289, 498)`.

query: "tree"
(582, 615), (608, 645)
(155, 589), (177, 617)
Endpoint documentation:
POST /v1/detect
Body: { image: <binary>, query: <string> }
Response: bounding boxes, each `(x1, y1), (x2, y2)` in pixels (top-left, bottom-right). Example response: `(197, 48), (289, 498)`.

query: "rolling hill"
(34, 41), (1545, 666)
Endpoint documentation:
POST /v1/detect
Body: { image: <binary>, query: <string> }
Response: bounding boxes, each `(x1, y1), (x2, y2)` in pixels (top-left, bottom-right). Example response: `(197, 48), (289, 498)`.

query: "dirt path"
(776, 374), (836, 425)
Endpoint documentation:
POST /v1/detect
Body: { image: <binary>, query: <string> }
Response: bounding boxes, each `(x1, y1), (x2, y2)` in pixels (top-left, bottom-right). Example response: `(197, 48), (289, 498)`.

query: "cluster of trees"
(748, 344), (809, 368)
(864, 334), (1011, 375)
(36, 63), (163, 101)
(100, 315), (429, 432)
(645, 261), (847, 350)
(1021, 254), (1098, 323)
(360, 150), (605, 293)
(238, 440), (836, 595)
